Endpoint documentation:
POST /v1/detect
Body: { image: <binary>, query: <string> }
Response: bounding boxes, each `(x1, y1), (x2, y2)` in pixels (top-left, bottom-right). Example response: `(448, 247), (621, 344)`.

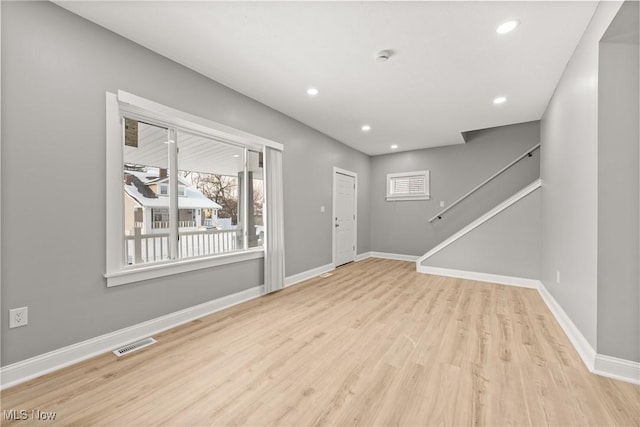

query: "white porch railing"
(125, 228), (242, 264)
(151, 220), (196, 229)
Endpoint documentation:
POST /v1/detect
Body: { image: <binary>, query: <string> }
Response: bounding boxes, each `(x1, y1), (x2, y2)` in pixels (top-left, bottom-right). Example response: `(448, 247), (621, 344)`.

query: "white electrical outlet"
(440, 201), (445, 207)
(9, 307), (28, 328)
(556, 271), (561, 284)
(320, 206), (325, 213)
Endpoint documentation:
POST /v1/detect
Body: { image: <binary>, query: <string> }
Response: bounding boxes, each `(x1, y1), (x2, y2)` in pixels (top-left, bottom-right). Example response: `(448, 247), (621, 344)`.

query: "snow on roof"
(126, 168), (160, 182)
(124, 170), (222, 210)
(144, 176), (192, 186)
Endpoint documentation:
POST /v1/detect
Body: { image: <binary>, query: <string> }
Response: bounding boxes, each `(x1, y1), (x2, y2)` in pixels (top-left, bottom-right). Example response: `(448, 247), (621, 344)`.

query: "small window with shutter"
(386, 170), (430, 201)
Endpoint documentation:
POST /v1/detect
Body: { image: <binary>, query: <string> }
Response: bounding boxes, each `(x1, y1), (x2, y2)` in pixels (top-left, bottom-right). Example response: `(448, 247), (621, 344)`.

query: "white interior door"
(334, 169), (356, 266)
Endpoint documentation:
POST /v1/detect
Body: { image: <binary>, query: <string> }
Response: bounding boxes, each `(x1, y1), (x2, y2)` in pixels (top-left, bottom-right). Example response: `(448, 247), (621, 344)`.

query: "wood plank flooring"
(1, 259), (639, 426)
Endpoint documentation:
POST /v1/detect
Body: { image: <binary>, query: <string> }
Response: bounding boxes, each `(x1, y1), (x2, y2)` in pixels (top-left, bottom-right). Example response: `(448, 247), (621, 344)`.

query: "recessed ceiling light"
(496, 20), (520, 34)
(361, 125), (371, 132)
(376, 50), (392, 62)
(306, 87), (319, 96)
(390, 144), (398, 149)
(493, 96), (507, 104)
(232, 154), (240, 158)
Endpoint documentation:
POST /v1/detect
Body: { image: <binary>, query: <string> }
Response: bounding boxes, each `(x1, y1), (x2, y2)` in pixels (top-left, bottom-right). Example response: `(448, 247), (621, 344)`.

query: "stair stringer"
(416, 179), (542, 287)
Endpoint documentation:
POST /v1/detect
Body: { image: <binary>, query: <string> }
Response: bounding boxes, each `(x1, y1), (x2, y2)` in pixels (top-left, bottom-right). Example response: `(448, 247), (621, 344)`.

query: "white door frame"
(332, 167), (358, 267)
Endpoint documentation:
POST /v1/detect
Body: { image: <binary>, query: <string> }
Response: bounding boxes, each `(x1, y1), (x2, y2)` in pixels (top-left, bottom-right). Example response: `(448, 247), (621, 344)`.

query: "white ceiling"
(57, 1), (598, 156)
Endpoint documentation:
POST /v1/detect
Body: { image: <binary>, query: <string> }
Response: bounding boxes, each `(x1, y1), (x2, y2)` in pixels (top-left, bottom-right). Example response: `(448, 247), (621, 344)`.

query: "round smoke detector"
(376, 50), (392, 62)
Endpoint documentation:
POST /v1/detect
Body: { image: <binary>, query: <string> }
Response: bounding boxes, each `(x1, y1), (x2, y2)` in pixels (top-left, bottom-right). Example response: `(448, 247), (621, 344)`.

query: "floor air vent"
(113, 337), (157, 357)
(319, 272), (333, 278)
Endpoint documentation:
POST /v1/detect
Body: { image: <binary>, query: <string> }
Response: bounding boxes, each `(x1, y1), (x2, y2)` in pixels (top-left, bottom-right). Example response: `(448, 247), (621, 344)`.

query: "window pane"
(248, 150), (264, 248)
(177, 130), (245, 259)
(123, 120), (171, 265)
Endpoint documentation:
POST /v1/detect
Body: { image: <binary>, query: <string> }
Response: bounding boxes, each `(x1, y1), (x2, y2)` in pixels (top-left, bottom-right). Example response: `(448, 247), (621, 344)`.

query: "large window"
(106, 91), (281, 286)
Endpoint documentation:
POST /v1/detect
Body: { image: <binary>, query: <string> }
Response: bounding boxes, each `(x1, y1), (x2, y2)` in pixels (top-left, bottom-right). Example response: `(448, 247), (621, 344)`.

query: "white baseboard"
(417, 266), (640, 385)
(0, 285), (264, 390)
(416, 266), (597, 372)
(417, 265), (540, 289)
(536, 282), (597, 371)
(355, 252), (372, 262)
(417, 180), (541, 266)
(594, 354), (640, 385)
(354, 251), (417, 262)
(3, 262), (639, 389)
(284, 263), (334, 288)
(370, 252), (419, 262)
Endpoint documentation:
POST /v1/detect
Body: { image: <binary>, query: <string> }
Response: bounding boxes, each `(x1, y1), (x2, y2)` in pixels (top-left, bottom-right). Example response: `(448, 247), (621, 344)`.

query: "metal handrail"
(428, 143), (541, 222)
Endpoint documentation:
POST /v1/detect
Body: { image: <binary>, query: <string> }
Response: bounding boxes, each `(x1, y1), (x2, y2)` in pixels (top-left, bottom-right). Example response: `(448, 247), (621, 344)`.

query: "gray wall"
(1, 1), (370, 365)
(597, 1), (639, 362)
(540, 1), (623, 351)
(283, 135), (370, 274)
(423, 189), (541, 280)
(370, 121), (540, 256)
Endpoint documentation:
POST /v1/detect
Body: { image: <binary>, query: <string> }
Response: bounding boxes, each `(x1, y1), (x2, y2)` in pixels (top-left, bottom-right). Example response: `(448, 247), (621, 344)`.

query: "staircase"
(416, 143), (542, 287)
(416, 179), (541, 287)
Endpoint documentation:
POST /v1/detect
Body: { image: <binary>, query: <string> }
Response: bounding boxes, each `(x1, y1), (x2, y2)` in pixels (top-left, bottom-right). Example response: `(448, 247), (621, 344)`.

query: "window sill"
(385, 195), (431, 201)
(104, 249), (264, 287)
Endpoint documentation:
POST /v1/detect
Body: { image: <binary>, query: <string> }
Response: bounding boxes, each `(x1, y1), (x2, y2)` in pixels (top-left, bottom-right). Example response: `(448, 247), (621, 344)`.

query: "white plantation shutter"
(392, 175), (425, 195)
(386, 171), (430, 201)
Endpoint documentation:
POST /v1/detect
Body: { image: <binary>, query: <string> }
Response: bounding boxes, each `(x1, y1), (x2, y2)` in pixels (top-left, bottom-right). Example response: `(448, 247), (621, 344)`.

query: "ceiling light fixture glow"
(493, 96), (507, 104)
(496, 20), (520, 34)
(306, 87), (319, 96)
(361, 125), (371, 132)
(390, 144), (398, 149)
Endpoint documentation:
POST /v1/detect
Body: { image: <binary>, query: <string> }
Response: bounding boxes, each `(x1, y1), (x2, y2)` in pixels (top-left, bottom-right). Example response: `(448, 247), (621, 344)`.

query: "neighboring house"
(123, 168), (222, 235)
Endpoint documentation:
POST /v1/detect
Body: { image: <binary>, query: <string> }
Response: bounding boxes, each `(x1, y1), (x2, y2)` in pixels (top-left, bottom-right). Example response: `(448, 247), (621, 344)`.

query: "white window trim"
(386, 170), (431, 201)
(105, 249), (265, 287)
(117, 90), (283, 152)
(105, 91), (281, 287)
(159, 183), (186, 197)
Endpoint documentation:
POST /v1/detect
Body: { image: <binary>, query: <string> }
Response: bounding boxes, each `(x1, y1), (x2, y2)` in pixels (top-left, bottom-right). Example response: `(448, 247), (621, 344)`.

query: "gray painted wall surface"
(597, 1), (639, 362)
(370, 121), (540, 256)
(424, 189), (541, 280)
(283, 134), (371, 274)
(1, 2), (370, 365)
(540, 1), (622, 351)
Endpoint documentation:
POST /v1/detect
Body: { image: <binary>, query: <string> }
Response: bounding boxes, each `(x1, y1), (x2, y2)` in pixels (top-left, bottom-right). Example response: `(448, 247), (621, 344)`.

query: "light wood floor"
(2, 259), (639, 426)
